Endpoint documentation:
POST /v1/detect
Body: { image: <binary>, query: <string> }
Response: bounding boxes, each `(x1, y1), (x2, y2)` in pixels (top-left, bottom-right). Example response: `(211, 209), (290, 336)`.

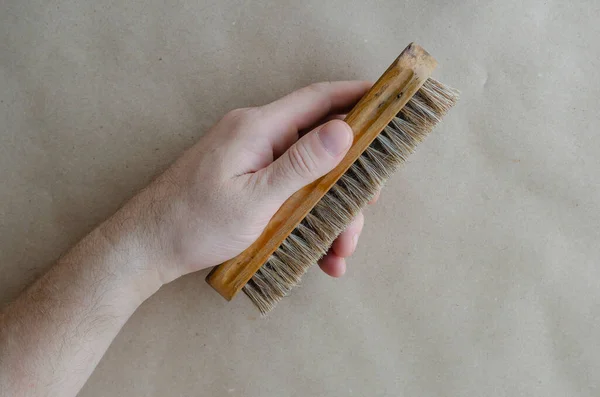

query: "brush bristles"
(243, 78), (459, 314)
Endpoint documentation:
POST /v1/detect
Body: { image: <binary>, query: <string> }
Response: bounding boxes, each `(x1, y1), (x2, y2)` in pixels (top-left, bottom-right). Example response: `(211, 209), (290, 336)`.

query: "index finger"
(260, 81), (372, 133)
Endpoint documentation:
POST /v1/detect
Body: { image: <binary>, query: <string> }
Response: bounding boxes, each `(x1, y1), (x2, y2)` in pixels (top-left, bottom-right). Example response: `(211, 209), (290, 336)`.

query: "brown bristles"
(243, 78), (459, 314)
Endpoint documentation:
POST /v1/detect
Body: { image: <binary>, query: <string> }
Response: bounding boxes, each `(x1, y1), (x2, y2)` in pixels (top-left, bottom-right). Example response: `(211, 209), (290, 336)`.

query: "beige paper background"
(1, 0), (599, 396)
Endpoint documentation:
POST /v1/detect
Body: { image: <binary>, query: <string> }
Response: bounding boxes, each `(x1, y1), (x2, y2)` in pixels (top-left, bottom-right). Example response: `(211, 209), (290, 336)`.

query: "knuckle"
(303, 82), (333, 110)
(288, 143), (317, 179)
(221, 107), (260, 139)
(223, 107), (257, 124)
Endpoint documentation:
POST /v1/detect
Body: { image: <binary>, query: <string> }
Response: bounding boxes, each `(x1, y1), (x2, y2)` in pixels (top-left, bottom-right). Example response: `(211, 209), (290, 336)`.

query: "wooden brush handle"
(206, 43), (437, 301)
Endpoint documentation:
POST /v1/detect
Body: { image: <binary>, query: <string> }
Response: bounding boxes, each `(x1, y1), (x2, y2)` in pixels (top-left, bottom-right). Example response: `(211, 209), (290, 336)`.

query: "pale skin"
(0, 81), (381, 397)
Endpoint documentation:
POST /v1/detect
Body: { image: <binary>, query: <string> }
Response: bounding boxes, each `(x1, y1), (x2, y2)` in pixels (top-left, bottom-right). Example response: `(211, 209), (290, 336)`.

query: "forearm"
(0, 203), (163, 397)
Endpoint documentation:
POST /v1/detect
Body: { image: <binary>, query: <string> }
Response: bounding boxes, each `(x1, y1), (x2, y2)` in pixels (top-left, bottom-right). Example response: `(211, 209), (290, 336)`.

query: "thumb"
(262, 119), (353, 201)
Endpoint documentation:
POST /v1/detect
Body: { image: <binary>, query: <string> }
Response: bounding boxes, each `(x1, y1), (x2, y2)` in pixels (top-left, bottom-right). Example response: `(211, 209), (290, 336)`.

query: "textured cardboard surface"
(1, 1), (599, 396)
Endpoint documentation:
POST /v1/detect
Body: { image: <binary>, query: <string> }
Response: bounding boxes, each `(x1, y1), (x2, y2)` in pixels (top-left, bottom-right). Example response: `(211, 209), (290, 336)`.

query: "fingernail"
(318, 121), (352, 156)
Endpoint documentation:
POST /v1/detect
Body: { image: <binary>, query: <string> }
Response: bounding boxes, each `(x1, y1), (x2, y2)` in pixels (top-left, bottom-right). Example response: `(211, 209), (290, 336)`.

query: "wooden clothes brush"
(206, 43), (459, 314)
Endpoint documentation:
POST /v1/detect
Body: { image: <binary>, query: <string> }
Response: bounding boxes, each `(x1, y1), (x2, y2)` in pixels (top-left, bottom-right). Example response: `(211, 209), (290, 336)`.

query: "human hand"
(107, 81), (379, 288)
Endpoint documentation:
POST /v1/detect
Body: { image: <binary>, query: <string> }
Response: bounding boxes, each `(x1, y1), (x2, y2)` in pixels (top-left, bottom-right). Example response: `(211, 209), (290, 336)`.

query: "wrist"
(93, 202), (167, 305)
